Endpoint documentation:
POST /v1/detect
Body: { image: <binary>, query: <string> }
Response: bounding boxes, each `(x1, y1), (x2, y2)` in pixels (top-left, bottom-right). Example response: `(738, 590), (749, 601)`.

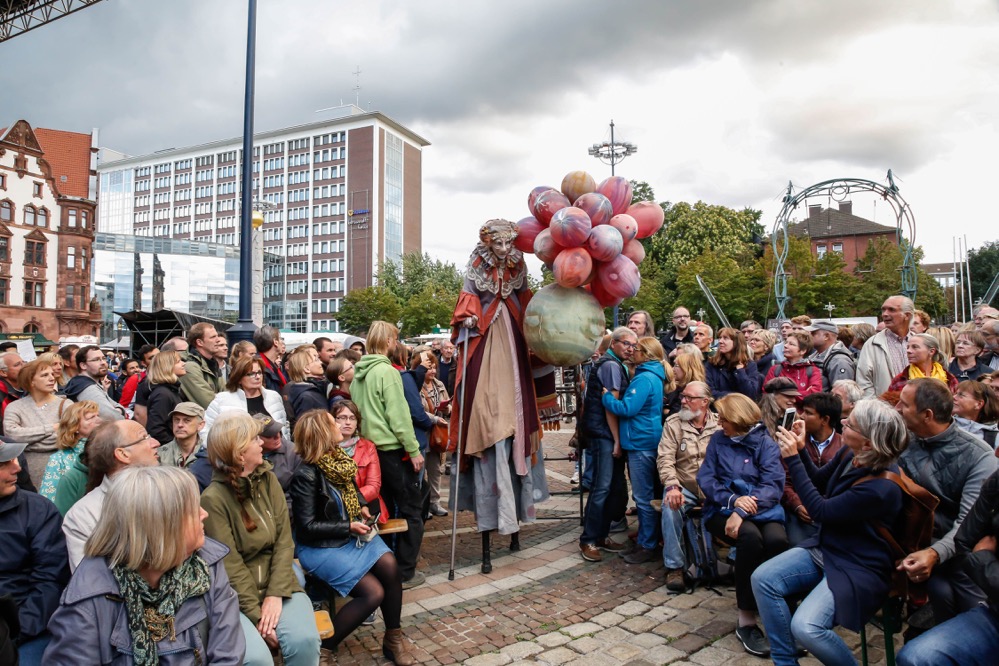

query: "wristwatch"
(665, 485), (680, 494)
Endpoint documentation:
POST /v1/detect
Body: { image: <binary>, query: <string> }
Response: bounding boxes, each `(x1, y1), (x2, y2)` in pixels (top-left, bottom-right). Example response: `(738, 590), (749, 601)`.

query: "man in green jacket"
(180, 322), (225, 409)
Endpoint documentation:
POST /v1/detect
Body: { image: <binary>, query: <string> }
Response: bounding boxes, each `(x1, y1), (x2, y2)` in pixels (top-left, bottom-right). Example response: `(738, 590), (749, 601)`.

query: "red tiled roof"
(34, 127), (94, 199)
(788, 207), (897, 239)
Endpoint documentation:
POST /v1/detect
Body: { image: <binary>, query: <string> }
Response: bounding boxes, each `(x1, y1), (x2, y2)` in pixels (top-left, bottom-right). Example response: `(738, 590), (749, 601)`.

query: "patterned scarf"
(111, 554), (210, 666)
(316, 448), (361, 521)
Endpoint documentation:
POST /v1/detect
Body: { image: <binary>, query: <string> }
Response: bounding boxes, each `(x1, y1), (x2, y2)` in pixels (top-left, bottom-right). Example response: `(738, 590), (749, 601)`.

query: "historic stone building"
(0, 120), (102, 341)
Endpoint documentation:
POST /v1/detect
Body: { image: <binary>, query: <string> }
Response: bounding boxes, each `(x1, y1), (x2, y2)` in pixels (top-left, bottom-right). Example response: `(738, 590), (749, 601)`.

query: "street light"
(588, 120), (637, 177)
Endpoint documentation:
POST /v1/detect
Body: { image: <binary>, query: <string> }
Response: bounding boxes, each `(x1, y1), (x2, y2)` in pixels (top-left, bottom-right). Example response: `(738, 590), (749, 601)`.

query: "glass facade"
(384, 133), (403, 264)
(91, 233), (283, 339)
(97, 169), (135, 234)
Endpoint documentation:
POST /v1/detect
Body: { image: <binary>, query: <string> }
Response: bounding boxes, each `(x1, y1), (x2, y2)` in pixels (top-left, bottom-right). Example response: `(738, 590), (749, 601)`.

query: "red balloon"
(553, 247), (594, 288)
(590, 274), (624, 308)
(549, 207), (592, 248)
(622, 238), (646, 265)
(627, 201), (665, 239)
(574, 192), (614, 227)
(586, 224), (624, 262)
(514, 216), (545, 254)
(528, 186), (556, 213)
(608, 214), (638, 243)
(533, 189), (570, 226)
(596, 176), (633, 215)
(596, 254), (641, 301)
(533, 228), (565, 265)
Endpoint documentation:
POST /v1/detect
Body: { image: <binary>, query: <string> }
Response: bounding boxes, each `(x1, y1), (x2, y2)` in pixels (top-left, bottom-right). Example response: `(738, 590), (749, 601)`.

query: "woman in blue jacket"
(752, 399), (907, 666)
(704, 327), (761, 401)
(697, 393), (787, 658)
(602, 337), (672, 564)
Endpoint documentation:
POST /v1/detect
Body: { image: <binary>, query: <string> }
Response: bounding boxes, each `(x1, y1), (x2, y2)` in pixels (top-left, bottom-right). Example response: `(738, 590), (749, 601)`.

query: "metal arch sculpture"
(771, 170), (917, 321)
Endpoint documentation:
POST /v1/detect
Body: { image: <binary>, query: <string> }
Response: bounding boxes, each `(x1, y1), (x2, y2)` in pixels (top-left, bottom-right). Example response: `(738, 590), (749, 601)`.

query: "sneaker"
(362, 611), (376, 625)
(580, 542), (602, 562)
(570, 471), (580, 485)
(665, 568), (686, 591)
(609, 518), (628, 533)
(444, 463), (452, 476)
(735, 625), (770, 658)
(429, 503), (449, 517)
(622, 546), (656, 564)
(401, 571), (426, 590)
(596, 538), (627, 553)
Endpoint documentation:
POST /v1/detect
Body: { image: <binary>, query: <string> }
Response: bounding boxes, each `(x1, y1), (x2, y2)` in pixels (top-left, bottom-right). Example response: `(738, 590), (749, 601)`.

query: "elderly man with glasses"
(657, 381), (720, 590)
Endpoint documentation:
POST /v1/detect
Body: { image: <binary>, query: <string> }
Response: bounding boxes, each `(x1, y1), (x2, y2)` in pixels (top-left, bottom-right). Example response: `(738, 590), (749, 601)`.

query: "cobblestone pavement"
(331, 429), (898, 665)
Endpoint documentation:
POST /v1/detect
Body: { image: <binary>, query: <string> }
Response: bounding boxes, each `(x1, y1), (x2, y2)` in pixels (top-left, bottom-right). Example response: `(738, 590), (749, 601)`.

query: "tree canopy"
(968, 240), (999, 305)
(337, 286), (402, 334)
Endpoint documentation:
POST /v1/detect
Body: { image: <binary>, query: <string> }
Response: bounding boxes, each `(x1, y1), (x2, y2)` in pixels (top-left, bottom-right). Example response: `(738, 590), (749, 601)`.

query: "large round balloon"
(608, 213), (638, 242)
(622, 238), (646, 265)
(560, 170), (596, 204)
(574, 192), (614, 227)
(596, 176), (633, 215)
(548, 207), (592, 248)
(627, 201), (665, 239)
(533, 228), (565, 265)
(588, 277), (623, 308)
(553, 247), (594, 288)
(514, 216), (545, 254)
(596, 254), (641, 301)
(528, 186), (556, 213)
(533, 189), (571, 226)
(524, 284), (606, 366)
(586, 224), (624, 262)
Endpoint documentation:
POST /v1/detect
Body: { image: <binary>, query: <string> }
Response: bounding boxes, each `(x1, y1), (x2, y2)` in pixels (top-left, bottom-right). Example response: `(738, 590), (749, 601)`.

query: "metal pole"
(609, 120), (616, 176)
(953, 237), (959, 324)
(448, 336), (471, 580)
(965, 234), (975, 312)
(958, 238), (966, 322)
(228, 0), (258, 345)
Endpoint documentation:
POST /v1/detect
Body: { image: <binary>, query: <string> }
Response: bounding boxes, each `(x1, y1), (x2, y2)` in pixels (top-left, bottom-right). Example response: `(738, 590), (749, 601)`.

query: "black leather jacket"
(289, 462), (368, 549)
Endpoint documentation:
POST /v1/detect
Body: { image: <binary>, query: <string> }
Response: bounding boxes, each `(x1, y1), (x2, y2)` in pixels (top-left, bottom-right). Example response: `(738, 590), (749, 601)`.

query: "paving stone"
(651, 621), (691, 639)
(464, 653), (513, 666)
(562, 621), (602, 638)
(595, 626), (633, 643)
(645, 606), (680, 623)
(535, 646), (578, 665)
(645, 644), (687, 664)
(614, 600), (652, 616)
(567, 636), (603, 654)
(631, 632), (668, 648)
(592, 610), (627, 627)
(692, 618), (736, 640)
(620, 615), (659, 634)
(499, 642), (544, 659)
(535, 632), (571, 648)
(674, 607), (716, 627)
(571, 655), (622, 666)
(637, 588), (674, 606)
(669, 633), (710, 655)
(665, 594), (705, 610)
(688, 646), (732, 666)
(604, 642), (646, 661)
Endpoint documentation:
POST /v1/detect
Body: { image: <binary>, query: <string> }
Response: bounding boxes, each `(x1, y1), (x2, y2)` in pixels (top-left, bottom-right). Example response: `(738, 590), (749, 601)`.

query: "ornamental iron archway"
(771, 170), (916, 321)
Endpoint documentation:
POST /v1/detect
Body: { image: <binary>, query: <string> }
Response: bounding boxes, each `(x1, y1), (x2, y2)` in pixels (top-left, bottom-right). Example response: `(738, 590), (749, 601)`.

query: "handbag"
(423, 387), (453, 453)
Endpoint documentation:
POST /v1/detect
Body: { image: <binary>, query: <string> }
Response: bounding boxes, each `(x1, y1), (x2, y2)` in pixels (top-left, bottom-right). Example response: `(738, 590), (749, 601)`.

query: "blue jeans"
(626, 449), (661, 550)
(898, 606), (999, 666)
(785, 512), (819, 547)
(18, 634), (51, 666)
(752, 547), (856, 666)
(240, 592), (321, 666)
(661, 487), (699, 569)
(580, 437), (626, 545)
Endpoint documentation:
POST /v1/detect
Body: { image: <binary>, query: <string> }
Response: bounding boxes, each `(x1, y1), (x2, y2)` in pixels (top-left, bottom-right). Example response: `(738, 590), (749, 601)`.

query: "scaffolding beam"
(1, 0), (105, 43)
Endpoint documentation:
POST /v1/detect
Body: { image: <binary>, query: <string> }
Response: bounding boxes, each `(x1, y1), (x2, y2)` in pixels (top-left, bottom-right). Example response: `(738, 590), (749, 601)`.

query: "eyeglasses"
(617, 340), (637, 349)
(335, 414), (357, 422)
(245, 371), (263, 377)
(680, 394), (706, 401)
(121, 433), (155, 449)
(85, 356), (105, 364)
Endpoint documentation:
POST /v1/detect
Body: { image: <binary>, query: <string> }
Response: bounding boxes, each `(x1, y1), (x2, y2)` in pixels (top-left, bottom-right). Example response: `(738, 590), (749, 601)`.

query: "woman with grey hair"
(751, 399), (910, 665)
(44, 466), (245, 664)
(887, 333), (959, 394)
(831, 379), (863, 419)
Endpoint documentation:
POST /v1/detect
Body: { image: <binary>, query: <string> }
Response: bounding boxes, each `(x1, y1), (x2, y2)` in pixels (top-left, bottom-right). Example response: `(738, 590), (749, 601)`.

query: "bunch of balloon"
(518, 170), (665, 367)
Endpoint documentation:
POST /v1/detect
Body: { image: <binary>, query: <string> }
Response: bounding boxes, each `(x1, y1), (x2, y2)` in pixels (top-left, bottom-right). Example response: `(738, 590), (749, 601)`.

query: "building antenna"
(352, 66), (362, 107)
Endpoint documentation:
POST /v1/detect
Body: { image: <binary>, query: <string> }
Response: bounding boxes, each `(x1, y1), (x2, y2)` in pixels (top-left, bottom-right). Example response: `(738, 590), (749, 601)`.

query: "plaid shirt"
(885, 328), (909, 377)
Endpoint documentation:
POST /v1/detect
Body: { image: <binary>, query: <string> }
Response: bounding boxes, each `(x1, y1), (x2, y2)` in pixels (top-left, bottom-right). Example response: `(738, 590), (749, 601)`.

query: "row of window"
(313, 259), (345, 274)
(174, 173), (192, 186)
(0, 202), (88, 229)
(174, 159), (192, 171)
(312, 298), (342, 314)
(313, 148), (345, 164)
(0, 237), (87, 269)
(816, 243), (845, 258)
(312, 278), (344, 294)
(263, 157), (285, 172)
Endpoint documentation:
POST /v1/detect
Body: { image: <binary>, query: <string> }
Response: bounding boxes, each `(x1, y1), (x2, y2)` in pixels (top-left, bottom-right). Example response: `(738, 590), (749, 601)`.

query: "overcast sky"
(2, 0), (994, 272)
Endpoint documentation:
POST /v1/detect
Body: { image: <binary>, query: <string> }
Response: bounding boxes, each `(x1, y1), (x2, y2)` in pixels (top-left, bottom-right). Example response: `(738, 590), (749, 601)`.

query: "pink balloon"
(596, 176), (633, 215)
(574, 192), (614, 227)
(528, 186), (556, 213)
(549, 206), (592, 248)
(514, 216), (545, 254)
(533, 228), (565, 265)
(589, 274), (623, 308)
(596, 254), (641, 301)
(622, 238), (646, 265)
(553, 247), (594, 288)
(608, 214), (638, 243)
(627, 201), (665, 239)
(533, 190), (570, 226)
(586, 224), (624, 262)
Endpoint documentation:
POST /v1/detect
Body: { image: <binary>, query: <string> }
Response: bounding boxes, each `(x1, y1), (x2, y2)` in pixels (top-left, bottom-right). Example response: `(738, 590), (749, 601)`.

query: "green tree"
(376, 252), (463, 302)
(649, 201), (761, 277)
(621, 260), (675, 331)
(337, 286), (402, 334)
(674, 249), (761, 328)
(968, 240), (999, 304)
(400, 284), (458, 336)
(853, 239), (947, 318)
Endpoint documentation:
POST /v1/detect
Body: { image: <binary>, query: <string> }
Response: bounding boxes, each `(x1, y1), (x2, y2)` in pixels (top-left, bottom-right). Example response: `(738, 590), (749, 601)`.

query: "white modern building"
(97, 106), (429, 333)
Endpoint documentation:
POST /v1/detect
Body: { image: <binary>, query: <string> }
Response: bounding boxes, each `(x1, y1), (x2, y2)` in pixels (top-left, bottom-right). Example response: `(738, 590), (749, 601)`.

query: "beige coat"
(657, 411), (720, 497)
(856, 330), (905, 398)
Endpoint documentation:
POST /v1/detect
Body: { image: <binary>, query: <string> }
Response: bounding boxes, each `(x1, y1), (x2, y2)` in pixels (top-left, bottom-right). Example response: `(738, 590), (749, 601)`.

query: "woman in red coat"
(763, 331), (823, 398)
(333, 400), (389, 524)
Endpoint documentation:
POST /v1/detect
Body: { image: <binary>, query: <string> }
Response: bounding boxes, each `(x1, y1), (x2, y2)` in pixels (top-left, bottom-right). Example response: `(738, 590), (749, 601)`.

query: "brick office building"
(787, 202), (898, 272)
(0, 120), (101, 341)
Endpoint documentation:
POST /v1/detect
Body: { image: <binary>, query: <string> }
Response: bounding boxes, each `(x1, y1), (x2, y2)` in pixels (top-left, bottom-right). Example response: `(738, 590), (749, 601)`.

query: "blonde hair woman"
(665, 349), (707, 416)
(283, 345), (327, 427)
(201, 411), (320, 665)
(145, 350), (188, 446)
(39, 400), (101, 501)
(290, 410), (412, 664)
(44, 466), (245, 664)
(37, 351), (67, 388)
(229, 340), (257, 367)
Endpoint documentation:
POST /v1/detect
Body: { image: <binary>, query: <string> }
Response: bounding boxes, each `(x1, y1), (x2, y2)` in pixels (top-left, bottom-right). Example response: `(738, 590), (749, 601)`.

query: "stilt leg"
(481, 531), (492, 574)
(509, 531), (520, 552)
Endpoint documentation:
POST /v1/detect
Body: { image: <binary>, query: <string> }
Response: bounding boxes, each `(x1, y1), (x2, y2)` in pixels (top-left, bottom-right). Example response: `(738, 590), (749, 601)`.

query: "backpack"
(771, 363), (812, 380)
(853, 469), (940, 600)
(682, 507), (721, 594)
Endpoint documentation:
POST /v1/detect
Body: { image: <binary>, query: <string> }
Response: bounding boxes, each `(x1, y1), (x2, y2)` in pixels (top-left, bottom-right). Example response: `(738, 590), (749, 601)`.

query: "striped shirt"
(885, 329), (909, 377)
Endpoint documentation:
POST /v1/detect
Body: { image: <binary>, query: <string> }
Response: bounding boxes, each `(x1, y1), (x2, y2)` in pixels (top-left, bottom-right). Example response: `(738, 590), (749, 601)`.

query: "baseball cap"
(169, 402), (206, 420)
(805, 321), (839, 334)
(0, 437), (28, 463)
(252, 413), (285, 438)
